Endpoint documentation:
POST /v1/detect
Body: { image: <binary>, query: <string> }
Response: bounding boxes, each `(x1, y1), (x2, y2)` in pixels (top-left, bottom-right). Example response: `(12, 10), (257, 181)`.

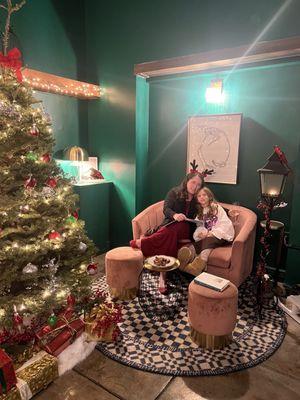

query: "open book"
(185, 218), (203, 226)
(194, 272), (230, 292)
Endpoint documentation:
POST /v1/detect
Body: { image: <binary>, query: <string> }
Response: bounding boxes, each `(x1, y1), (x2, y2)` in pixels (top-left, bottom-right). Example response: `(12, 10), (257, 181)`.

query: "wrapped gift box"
(85, 303), (121, 342)
(0, 351), (58, 400)
(36, 312), (84, 356)
(0, 350), (17, 395)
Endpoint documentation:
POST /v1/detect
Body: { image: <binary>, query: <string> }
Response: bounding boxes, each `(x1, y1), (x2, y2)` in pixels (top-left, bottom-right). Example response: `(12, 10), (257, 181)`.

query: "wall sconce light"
(205, 79), (225, 104)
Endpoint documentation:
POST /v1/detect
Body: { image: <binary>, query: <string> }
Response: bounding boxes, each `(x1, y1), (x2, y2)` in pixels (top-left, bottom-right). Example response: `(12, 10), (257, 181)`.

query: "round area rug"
(95, 271), (287, 376)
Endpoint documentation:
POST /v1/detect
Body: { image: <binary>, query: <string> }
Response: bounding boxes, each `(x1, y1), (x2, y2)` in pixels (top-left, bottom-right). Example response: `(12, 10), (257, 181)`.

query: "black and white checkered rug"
(95, 271), (287, 376)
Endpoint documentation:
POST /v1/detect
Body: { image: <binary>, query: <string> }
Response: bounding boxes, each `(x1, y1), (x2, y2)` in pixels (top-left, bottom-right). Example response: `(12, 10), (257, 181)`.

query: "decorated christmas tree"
(0, 0), (97, 343)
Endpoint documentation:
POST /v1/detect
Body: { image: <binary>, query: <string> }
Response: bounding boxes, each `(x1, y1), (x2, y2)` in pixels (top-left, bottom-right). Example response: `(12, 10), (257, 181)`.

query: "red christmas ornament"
(46, 177), (57, 188)
(90, 168), (104, 179)
(13, 312), (23, 325)
(29, 123), (39, 136)
(67, 294), (76, 308)
(72, 210), (79, 220)
(24, 176), (37, 189)
(87, 262), (98, 275)
(48, 231), (61, 240)
(41, 153), (51, 163)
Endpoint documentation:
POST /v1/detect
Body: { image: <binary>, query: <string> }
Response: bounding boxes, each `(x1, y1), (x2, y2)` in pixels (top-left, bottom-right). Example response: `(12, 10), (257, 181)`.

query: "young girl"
(178, 186), (234, 276)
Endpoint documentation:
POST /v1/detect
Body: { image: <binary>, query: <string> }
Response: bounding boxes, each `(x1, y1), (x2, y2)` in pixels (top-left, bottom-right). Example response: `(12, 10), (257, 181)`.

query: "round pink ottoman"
(105, 246), (143, 300)
(188, 280), (238, 349)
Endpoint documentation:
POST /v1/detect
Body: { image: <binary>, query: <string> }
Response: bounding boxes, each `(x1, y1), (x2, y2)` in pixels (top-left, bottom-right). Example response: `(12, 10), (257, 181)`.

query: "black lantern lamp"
(256, 147), (291, 317)
(258, 150), (290, 201)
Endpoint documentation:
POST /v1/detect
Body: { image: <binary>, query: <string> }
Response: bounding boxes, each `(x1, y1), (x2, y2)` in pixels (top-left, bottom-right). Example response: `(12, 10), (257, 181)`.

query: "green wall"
(9, 0), (87, 151)
(85, 0), (300, 281)
(11, 0), (299, 280)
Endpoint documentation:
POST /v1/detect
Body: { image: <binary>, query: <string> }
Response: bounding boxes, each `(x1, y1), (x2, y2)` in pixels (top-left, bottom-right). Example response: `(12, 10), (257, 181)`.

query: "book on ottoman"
(194, 272), (230, 292)
(36, 311), (85, 357)
(0, 350), (17, 395)
(0, 351), (58, 400)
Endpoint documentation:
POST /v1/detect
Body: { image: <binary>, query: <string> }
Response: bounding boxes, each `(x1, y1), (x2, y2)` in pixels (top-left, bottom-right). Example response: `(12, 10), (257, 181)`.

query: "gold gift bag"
(85, 304), (120, 342)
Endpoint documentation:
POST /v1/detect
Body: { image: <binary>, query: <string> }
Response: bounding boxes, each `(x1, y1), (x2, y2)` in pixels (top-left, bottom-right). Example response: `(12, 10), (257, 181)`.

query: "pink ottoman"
(105, 246), (143, 300)
(188, 280), (238, 349)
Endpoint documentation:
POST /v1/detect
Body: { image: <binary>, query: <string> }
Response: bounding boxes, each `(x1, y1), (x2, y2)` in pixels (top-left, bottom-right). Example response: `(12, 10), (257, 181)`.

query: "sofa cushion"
(208, 246), (232, 269)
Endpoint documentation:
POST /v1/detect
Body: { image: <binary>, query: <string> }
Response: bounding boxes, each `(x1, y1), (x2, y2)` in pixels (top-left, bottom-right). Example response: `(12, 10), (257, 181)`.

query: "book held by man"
(194, 272), (230, 292)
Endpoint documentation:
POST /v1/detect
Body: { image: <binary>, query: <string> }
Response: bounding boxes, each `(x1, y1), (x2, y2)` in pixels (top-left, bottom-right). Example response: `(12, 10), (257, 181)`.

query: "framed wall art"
(187, 113), (242, 184)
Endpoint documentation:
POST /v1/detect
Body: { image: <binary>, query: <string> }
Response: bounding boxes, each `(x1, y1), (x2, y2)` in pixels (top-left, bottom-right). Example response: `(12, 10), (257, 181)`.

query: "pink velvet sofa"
(132, 201), (257, 287)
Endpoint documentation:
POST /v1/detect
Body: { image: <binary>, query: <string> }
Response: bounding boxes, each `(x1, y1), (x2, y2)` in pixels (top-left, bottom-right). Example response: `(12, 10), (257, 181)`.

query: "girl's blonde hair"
(195, 186), (218, 218)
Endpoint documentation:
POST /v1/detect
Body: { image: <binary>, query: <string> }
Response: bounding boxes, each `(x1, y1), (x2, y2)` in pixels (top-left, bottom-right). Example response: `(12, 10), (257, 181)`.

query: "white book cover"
(194, 272), (230, 292)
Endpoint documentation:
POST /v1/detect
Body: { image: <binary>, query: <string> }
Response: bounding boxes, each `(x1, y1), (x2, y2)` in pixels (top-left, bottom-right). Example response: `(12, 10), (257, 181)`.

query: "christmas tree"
(0, 1), (97, 342)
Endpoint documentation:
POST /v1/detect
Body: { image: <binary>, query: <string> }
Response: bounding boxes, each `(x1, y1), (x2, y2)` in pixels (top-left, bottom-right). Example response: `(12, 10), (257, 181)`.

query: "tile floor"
(35, 256), (300, 400)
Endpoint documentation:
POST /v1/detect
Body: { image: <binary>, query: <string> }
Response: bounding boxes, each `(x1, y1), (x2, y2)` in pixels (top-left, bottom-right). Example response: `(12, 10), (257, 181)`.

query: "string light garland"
(22, 68), (101, 99)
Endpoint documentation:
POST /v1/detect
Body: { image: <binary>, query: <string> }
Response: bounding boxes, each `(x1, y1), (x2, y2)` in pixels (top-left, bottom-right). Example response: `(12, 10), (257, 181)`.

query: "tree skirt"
(95, 271), (287, 376)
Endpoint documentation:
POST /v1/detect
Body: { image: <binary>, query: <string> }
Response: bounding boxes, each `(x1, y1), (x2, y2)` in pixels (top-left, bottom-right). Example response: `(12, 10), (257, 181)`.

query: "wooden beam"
(134, 36), (300, 78)
(22, 68), (101, 99)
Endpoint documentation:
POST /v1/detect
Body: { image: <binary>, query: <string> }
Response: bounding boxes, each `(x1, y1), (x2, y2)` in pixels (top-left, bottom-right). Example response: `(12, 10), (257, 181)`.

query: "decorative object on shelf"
(56, 149), (103, 184)
(256, 146), (291, 317)
(89, 168), (104, 180)
(63, 146), (89, 162)
(0, 349), (17, 395)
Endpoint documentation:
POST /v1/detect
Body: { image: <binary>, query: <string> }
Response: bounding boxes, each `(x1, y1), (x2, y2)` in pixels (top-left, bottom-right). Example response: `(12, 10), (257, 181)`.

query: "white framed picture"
(187, 113), (242, 184)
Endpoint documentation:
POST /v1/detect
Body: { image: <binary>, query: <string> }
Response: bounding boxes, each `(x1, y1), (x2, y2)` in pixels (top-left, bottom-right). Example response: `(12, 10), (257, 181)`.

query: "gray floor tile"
(34, 370), (118, 400)
(157, 364), (300, 400)
(74, 350), (172, 400)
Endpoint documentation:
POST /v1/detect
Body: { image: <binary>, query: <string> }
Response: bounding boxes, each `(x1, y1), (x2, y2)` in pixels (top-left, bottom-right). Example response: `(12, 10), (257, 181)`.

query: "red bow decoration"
(0, 48), (23, 82)
(274, 146), (289, 168)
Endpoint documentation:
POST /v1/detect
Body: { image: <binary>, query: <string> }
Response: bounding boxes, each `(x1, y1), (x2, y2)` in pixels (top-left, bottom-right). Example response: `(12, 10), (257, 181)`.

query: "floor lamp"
(256, 146), (291, 317)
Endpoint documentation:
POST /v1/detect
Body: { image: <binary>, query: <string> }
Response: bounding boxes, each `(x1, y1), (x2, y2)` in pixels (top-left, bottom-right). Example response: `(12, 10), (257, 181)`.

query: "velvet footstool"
(105, 246), (143, 300)
(188, 280), (238, 349)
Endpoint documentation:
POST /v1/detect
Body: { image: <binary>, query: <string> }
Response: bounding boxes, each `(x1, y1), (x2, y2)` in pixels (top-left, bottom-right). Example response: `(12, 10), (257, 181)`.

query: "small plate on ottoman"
(144, 256), (179, 272)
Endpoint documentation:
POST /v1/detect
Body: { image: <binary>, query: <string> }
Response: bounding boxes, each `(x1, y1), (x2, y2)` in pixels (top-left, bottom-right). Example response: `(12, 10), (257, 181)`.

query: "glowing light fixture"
(257, 149), (290, 199)
(205, 79), (225, 104)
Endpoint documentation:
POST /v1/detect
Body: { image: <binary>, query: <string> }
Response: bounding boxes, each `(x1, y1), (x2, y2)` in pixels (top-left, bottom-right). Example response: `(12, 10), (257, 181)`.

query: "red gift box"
(0, 349), (17, 394)
(35, 312), (84, 357)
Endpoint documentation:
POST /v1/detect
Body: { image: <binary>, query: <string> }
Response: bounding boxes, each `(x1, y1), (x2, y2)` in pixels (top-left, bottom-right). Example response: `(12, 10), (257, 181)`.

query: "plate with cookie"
(146, 256), (177, 269)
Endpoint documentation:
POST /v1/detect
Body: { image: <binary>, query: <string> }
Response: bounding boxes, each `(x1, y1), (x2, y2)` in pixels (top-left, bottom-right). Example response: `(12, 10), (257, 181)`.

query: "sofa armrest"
(230, 228), (256, 286)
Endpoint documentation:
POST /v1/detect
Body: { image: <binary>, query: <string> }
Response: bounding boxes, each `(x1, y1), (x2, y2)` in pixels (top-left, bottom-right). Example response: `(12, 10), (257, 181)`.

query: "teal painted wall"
(85, 0), (300, 281)
(9, 0), (87, 151)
